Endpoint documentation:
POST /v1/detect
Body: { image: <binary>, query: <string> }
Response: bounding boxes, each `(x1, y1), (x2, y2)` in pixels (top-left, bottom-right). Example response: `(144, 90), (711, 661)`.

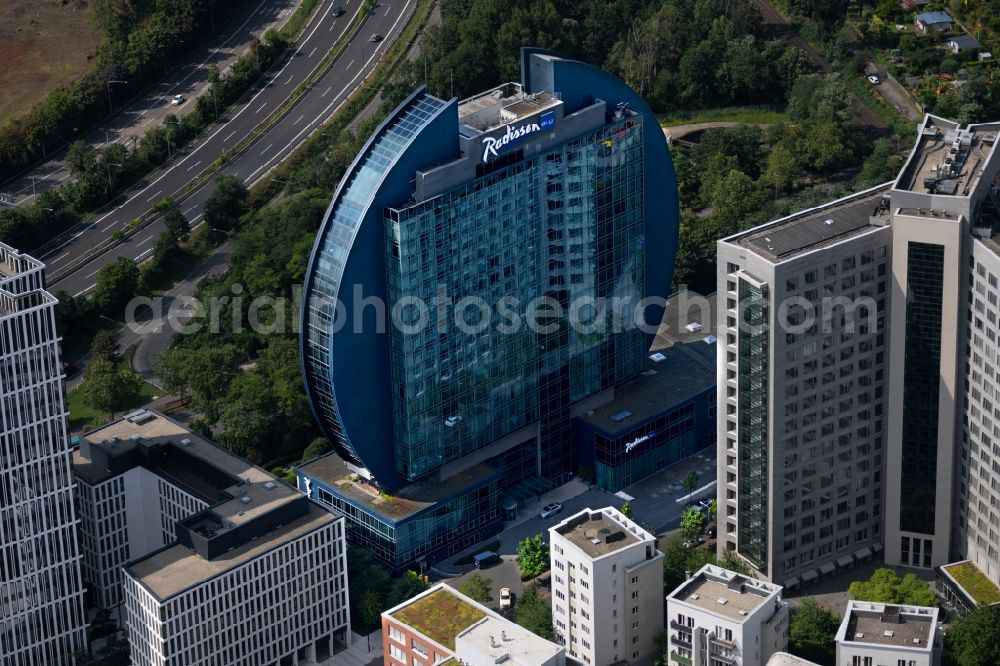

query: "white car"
(539, 502), (563, 519)
(867, 74), (881, 85)
(170, 94), (185, 106)
(499, 587), (512, 609)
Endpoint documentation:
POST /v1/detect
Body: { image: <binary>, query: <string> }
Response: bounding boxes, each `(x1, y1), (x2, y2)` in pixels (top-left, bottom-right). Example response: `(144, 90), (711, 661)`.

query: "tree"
(682, 470), (700, 496)
(386, 570), (428, 607)
(516, 535), (550, 580)
(621, 501), (632, 518)
(203, 174), (248, 231)
(856, 138), (900, 189)
(717, 548), (753, 576)
(460, 573), (494, 604)
(662, 534), (715, 593)
(94, 257), (140, 315)
(73, 634), (131, 666)
(360, 589), (382, 630)
(763, 145), (800, 198)
(515, 585), (554, 640)
(348, 548), (391, 633)
(680, 507), (706, 541)
(302, 437), (332, 462)
(848, 568), (938, 607)
(945, 606), (1000, 666)
(789, 598), (838, 664)
(89, 330), (120, 363)
(83, 358), (142, 416)
(163, 208), (190, 241)
(708, 499), (718, 524)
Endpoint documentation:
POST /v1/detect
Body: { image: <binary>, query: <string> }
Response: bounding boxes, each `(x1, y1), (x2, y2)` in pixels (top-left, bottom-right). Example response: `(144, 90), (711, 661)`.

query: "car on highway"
(867, 73), (881, 85)
(369, 33), (383, 43)
(499, 587), (512, 608)
(332, 5), (345, 16)
(171, 94), (185, 106)
(539, 502), (563, 519)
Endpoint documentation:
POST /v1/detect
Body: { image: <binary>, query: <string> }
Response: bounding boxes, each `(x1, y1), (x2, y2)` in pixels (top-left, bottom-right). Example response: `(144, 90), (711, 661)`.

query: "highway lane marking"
(50, 1), (347, 280)
(310, 47), (317, 58)
(135, 248), (154, 261)
(294, 114), (304, 125)
(323, 86), (332, 97)
(183, 206), (197, 215)
(85, 265), (105, 279)
(385, 5), (391, 14)
(146, 190), (163, 203)
(186, 160), (202, 172)
(260, 143), (273, 156)
(74, 285), (95, 297)
(347, 59), (355, 68)
(287, 75), (294, 84)
(257, 102), (268, 114)
(225, 130), (237, 141)
(137, 234), (156, 246)
(243, 0), (414, 186)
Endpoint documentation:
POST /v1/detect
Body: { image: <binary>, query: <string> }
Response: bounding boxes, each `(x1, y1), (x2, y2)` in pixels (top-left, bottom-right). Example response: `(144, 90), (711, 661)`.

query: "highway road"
(44, 0), (415, 297)
(4, 0), (298, 205)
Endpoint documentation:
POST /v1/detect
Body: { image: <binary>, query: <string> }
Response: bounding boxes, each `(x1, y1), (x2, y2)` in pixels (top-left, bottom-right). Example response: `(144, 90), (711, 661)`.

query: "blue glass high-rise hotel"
(296, 49), (680, 569)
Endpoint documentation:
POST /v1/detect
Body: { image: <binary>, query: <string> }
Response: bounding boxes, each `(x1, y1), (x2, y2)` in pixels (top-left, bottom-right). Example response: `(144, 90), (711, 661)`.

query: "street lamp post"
(106, 163), (123, 195)
(106, 80), (128, 117)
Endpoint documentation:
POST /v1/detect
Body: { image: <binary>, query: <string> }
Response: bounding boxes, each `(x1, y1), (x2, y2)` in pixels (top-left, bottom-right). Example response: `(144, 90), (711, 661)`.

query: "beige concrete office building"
(716, 114), (1000, 589)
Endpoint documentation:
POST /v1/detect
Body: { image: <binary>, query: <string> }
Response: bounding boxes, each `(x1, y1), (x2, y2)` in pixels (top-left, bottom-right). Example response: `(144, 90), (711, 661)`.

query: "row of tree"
(0, 0), (252, 181)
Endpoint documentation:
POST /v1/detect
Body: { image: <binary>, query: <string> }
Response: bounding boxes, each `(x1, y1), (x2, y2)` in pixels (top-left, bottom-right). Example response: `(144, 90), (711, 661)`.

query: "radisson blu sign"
(625, 430), (656, 454)
(481, 111), (555, 162)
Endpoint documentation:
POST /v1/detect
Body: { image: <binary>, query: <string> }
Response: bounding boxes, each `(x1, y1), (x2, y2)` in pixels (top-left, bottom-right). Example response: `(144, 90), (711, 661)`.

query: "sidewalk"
(4, 0), (299, 206)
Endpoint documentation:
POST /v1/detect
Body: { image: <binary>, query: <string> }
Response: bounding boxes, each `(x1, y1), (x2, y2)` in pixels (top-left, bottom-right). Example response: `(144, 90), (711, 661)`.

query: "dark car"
(707, 525), (717, 539)
(369, 33), (383, 43)
(332, 6), (345, 16)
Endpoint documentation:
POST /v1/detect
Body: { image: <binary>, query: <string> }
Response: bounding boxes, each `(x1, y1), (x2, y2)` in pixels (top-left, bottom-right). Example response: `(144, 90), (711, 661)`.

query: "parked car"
(683, 537), (704, 549)
(707, 525), (717, 539)
(867, 73), (881, 85)
(499, 587), (512, 608)
(473, 551), (500, 569)
(539, 502), (563, 519)
(369, 33), (383, 43)
(170, 94), (185, 106)
(331, 5), (345, 16)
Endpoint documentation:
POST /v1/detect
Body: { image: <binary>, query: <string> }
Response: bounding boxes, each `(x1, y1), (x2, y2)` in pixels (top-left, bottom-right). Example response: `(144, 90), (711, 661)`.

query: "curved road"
(43, 0), (414, 297)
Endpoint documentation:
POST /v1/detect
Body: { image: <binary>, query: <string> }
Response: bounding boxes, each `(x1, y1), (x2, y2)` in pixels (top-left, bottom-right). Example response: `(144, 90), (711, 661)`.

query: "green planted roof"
(392, 589), (486, 650)
(944, 561), (1000, 606)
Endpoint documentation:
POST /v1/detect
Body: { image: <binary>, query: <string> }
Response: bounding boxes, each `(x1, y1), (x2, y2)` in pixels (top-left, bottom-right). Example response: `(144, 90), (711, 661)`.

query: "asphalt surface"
(3, 0), (298, 205)
(42, 0), (415, 297)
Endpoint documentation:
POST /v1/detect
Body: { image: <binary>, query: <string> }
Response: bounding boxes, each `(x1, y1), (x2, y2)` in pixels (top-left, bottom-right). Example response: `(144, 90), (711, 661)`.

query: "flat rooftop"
(457, 616), (563, 665)
(458, 82), (561, 133)
(728, 187), (890, 263)
(669, 565), (782, 622)
(552, 508), (650, 558)
(78, 410), (299, 529)
(0, 242), (42, 279)
(126, 503), (335, 601)
(841, 601), (937, 650)
(652, 291), (719, 350)
(297, 453), (499, 521)
(579, 345), (713, 433)
(896, 117), (999, 196)
(389, 586), (487, 651)
(940, 560), (1000, 606)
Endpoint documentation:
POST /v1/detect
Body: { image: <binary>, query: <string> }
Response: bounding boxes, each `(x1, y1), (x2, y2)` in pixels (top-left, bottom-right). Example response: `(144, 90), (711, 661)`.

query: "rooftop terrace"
(553, 508), (651, 558)
(669, 564), (783, 622)
(297, 453), (499, 521)
(840, 601), (937, 650)
(940, 560), (1000, 606)
(728, 187), (890, 263)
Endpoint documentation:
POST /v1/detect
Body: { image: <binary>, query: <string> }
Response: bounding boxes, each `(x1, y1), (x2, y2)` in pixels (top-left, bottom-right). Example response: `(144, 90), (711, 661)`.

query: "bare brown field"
(0, 1), (101, 123)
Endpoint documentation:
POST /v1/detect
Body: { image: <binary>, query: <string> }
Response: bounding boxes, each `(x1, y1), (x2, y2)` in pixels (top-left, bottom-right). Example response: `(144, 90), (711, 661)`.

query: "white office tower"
(0, 243), (86, 665)
(834, 601), (941, 666)
(72, 410), (351, 666)
(548, 507), (663, 666)
(666, 564), (788, 666)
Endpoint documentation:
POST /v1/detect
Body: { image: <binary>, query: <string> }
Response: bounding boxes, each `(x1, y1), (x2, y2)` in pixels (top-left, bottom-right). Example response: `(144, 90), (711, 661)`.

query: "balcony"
(669, 633), (692, 649)
(670, 652), (692, 666)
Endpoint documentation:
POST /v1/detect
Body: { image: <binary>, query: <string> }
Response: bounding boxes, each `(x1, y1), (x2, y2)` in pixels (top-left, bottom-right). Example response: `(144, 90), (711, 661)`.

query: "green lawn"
(660, 105), (786, 127)
(67, 344), (161, 433)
